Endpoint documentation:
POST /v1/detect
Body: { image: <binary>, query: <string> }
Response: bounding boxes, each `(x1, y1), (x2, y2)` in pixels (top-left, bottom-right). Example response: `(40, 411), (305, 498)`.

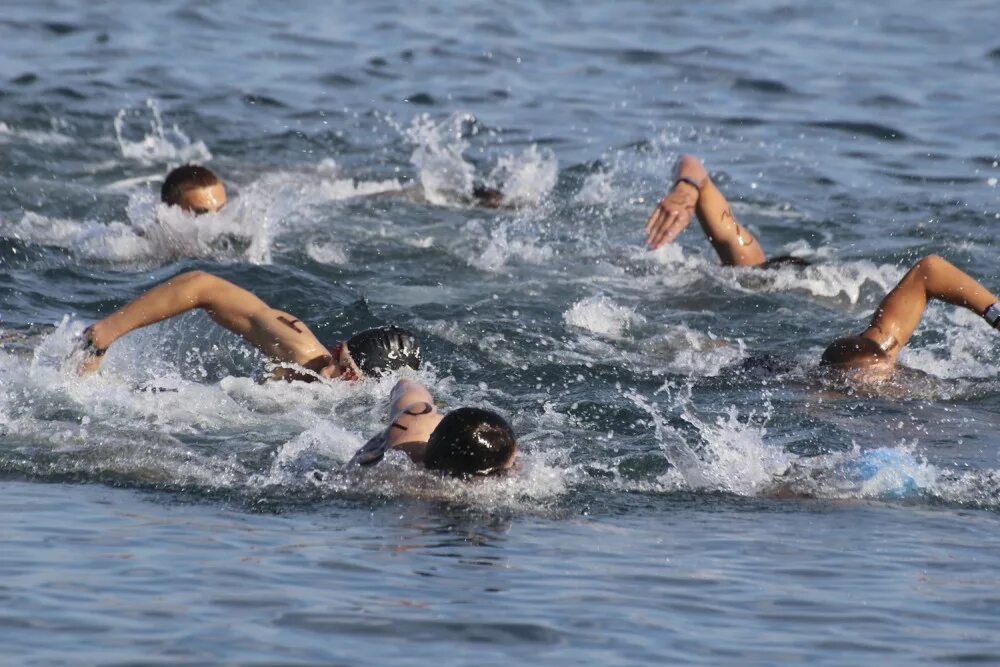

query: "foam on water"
(466, 220), (555, 273)
(1, 189), (273, 265)
(406, 112), (477, 206)
(899, 306), (1000, 380)
(564, 295), (641, 340)
(489, 144), (559, 207)
(113, 98), (211, 165)
(638, 242), (903, 306)
(727, 258), (902, 304)
(574, 170), (617, 206)
(645, 326), (746, 377)
(0, 120), (75, 146)
(403, 112), (557, 208)
(625, 381), (1000, 506)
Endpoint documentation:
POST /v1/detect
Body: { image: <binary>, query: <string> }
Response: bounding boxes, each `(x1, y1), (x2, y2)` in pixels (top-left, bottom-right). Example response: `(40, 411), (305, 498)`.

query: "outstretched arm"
(81, 271), (329, 372)
(645, 154), (766, 267)
(859, 255), (999, 360)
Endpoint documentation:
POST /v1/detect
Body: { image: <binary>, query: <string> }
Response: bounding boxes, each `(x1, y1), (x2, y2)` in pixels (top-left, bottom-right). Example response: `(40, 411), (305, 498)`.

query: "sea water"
(1, 0), (999, 663)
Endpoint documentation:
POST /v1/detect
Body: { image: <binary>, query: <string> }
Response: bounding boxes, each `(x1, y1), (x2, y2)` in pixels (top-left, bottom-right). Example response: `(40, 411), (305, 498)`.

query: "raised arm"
(384, 379), (443, 451)
(81, 271), (330, 372)
(645, 154), (766, 267)
(858, 255), (999, 360)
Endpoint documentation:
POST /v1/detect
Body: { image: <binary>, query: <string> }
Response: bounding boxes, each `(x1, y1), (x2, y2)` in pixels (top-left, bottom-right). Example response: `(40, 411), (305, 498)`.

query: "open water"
(1, 0), (999, 664)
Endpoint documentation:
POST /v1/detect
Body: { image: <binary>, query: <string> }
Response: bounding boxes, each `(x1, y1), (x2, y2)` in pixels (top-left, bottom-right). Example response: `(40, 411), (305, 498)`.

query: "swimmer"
(821, 255), (1000, 376)
(644, 154), (808, 268)
(77, 270), (421, 381)
(161, 164), (227, 215)
(350, 378), (517, 478)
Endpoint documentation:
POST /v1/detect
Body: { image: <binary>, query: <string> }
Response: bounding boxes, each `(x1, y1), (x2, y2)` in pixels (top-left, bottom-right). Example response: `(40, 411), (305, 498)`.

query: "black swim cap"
(424, 407), (517, 478)
(345, 326), (421, 377)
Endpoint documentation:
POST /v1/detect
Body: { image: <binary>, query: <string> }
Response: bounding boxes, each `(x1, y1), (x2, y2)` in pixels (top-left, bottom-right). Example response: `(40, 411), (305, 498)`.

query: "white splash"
(645, 326), (746, 377)
(114, 98), (211, 165)
(472, 221), (554, 273)
(900, 305), (1000, 379)
(1, 190), (271, 265)
(574, 170), (617, 205)
(0, 120), (74, 146)
(306, 240), (349, 265)
(490, 144), (558, 206)
(406, 112), (477, 206)
(564, 295), (642, 339)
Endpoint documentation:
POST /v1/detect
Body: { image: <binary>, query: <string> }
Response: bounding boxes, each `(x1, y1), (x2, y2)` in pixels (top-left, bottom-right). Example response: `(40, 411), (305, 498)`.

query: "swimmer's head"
(471, 183), (505, 209)
(820, 336), (891, 370)
(424, 407), (517, 478)
(326, 326), (421, 380)
(161, 164), (227, 214)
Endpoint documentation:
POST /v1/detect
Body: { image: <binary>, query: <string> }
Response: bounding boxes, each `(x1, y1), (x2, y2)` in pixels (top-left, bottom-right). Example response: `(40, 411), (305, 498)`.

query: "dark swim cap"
(820, 336), (886, 367)
(424, 407), (517, 478)
(345, 326), (421, 377)
(760, 255), (811, 270)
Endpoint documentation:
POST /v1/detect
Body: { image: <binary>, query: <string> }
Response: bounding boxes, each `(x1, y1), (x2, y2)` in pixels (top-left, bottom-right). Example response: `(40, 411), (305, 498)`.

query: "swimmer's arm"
(646, 155), (765, 266)
(645, 154), (705, 249)
(388, 379), (436, 420)
(384, 379), (442, 450)
(694, 172), (767, 267)
(860, 255), (998, 358)
(83, 271), (327, 368)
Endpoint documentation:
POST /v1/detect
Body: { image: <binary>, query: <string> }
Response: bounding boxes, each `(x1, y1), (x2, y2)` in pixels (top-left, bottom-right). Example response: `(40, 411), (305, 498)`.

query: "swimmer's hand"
(645, 181), (698, 249)
(74, 326), (107, 376)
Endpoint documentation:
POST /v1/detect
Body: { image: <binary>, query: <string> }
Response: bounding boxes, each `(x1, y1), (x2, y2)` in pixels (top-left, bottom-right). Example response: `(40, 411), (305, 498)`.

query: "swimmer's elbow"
(172, 270), (228, 307)
(914, 254), (947, 275)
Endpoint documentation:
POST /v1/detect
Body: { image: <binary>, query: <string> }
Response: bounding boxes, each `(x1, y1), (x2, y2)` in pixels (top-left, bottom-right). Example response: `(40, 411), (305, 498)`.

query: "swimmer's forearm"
(694, 180), (766, 267)
(920, 255), (996, 314)
(87, 271), (256, 350)
(866, 255), (997, 351)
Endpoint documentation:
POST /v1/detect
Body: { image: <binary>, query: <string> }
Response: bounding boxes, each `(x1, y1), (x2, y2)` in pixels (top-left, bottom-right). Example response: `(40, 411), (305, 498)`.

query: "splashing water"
(113, 98), (211, 165)
(406, 112), (477, 206)
(0, 119), (75, 146)
(564, 296), (641, 340)
(404, 113), (557, 207)
(490, 144), (559, 207)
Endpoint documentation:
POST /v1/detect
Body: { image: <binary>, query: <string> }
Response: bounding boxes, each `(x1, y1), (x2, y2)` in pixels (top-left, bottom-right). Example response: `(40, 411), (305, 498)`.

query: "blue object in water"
(843, 448), (920, 498)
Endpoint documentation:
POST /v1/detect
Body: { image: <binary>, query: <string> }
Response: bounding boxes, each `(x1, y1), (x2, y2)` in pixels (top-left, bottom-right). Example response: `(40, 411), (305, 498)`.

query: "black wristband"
(984, 302), (1000, 330)
(674, 176), (702, 192)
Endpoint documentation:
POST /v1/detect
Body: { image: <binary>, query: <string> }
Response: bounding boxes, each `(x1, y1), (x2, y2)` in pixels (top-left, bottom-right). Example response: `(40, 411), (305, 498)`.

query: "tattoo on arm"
(721, 209), (754, 247)
(390, 402), (434, 431)
(277, 316), (303, 333)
